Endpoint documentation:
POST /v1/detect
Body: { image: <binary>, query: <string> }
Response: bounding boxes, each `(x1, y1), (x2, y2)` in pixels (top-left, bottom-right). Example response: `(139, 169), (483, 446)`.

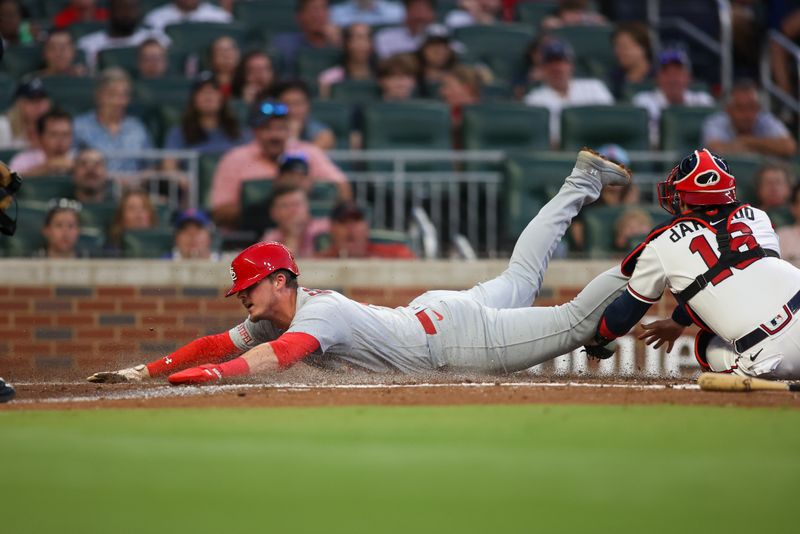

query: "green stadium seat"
(240, 179), (273, 234)
(16, 175), (74, 202)
(2, 201), (48, 257)
(3, 46), (42, 78)
(363, 100), (451, 150)
(97, 47), (139, 76)
(165, 22), (247, 56)
(0, 148), (19, 164)
(0, 72), (15, 110)
(462, 103), (549, 151)
(767, 207), (793, 228)
(551, 25), (614, 80)
(311, 100), (352, 149)
(41, 76), (96, 116)
(309, 182), (339, 218)
(724, 154), (764, 203)
(236, 0), (298, 44)
(122, 228), (175, 258)
(198, 153), (222, 211)
(516, 1), (558, 26)
(481, 81), (514, 101)
(297, 47), (340, 83)
(141, 104), (183, 148)
(560, 105), (650, 151)
(330, 79), (381, 102)
(77, 227), (106, 256)
(41, 0), (71, 19)
(80, 201), (117, 232)
(134, 77), (192, 110)
(454, 24), (535, 82)
(660, 106), (718, 153)
(68, 21), (106, 41)
(582, 205), (669, 258)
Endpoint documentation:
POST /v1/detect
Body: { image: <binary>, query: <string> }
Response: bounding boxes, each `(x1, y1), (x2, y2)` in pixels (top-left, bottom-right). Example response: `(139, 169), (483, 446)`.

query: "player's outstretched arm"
(86, 332), (241, 383)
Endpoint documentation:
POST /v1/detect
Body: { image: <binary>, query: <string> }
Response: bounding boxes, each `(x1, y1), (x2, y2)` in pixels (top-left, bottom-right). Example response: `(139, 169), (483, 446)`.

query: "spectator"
(445, 0), (502, 28)
(9, 109), (74, 177)
(754, 163), (793, 211)
(164, 71), (247, 158)
(270, 80), (335, 150)
(0, 79), (52, 150)
(136, 38), (169, 79)
(317, 201), (415, 258)
(208, 36), (240, 98)
(703, 79), (797, 158)
(53, 0), (108, 29)
(143, 0), (231, 33)
(106, 189), (158, 252)
(274, 153), (314, 193)
(318, 23), (377, 99)
(514, 35), (553, 97)
(78, 0), (169, 73)
(0, 0), (36, 46)
(633, 48), (714, 147)
(523, 39), (613, 147)
(35, 29), (88, 78)
(39, 199), (83, 259)
(232, 50), (276, 105)
(262, 183), (330, 258)
(271, 0), (341, 77)
(377, 53), (419, 101)
(210, 100), (351, 229)
(541, 0), (608, 30)
(374, 0), (436, 58)
(71, 148), (111, 203)
(417, 24), (459, 95)
(73, 68), (153, 173)
(170, 209), (217, 260)
(331, 0), (405, 27)
(776, 184), (800, 263)
(439, 64), (482, 146)
(609, 22), (654, 100)
(613, 208), (653, 252)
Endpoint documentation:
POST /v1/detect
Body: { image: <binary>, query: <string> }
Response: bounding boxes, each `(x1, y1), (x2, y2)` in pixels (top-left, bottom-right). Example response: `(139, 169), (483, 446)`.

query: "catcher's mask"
(657, 148), (736, 215)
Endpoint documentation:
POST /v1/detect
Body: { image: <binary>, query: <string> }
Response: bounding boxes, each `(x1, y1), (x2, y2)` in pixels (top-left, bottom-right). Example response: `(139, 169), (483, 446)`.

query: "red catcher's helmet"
(657, 148), (737, 214)
(225, 242), (299, 297)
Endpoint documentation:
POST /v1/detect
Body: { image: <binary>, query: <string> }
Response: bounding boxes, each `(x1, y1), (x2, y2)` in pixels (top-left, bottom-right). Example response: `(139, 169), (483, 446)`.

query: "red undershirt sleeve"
(146, 332), (239, 376)
(269, 332), (321, 368)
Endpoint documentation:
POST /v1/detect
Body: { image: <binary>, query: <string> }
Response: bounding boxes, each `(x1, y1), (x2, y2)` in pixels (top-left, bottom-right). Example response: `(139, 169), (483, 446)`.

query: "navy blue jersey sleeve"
(598, 291), (653, 339)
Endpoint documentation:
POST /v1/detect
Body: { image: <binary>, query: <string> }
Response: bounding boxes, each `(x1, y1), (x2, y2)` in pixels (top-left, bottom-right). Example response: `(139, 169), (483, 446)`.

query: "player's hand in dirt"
(168, 364), (223, 385)
(638, 319), (686, 352)
(86, 364), (150, 383)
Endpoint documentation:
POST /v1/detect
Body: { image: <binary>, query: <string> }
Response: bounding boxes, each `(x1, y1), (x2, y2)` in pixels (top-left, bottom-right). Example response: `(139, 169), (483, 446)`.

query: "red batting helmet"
(225, 241), (299, 297)
(657, 148), (737, 215)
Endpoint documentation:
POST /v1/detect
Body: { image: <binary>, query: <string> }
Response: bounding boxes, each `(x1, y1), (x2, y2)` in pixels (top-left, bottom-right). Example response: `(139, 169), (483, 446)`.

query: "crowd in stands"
(2, 0), (800, 262)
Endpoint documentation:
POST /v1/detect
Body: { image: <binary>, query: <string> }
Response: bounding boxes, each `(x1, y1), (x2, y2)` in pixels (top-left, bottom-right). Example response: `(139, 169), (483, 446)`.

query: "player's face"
(238, 277), (278, 321)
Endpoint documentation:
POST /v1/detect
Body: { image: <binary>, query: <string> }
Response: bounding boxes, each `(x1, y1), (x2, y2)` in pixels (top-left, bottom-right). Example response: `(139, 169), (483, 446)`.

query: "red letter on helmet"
(225, 242), (300, 297)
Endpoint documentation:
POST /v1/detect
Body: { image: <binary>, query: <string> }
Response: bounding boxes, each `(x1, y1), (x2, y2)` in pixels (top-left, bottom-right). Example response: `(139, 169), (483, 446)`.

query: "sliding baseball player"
(88, 149), (631, 384)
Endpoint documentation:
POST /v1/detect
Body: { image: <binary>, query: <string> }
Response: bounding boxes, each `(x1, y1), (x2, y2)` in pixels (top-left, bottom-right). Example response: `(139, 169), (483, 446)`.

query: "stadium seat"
(134, 77), (192, 111)
(122, 228), (175, 258)
(3, 45), (42, 78)
(141, 104), (183, 148)
(660, 106), (717, 153)
(0, 72), (15, 110)
(309, 182), (339, 218)
(165, 22), (247, 56)
(583, 205), (668, 257)
(41, 76), (96, 116)
(330, 79), (381, 102)
(767, 207), (793, 228)
(235, 0), (298, 44)
(97, 47), (139, 76)
(454, 24), (535, 83)
(41, 0), (71, 18)
(2, 201), (48, 256)
(311, 100), (352, 149)
(724, 154), (764, 203)
(68, 21), (106, 41)
(297, 48), (341, 84)
(0, 148), (19, 164)
(240, 179), (273, 234)
(560, 105), (650, 151)
(551, 26), (614, 79)
(363, 100), (451, 150)
(198, 153), (222, 211)
(80, 201), (118, 232)
(77, 227), (106, 256)
(16, 175), (74, 202)
(516, 1), (558, 26)
(462, 103), (549, 151)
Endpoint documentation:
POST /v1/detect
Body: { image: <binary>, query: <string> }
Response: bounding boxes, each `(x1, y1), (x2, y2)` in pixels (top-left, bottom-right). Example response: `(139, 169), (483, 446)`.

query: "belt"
(735, 289), (800, 353)
(415, 310), (438, 335)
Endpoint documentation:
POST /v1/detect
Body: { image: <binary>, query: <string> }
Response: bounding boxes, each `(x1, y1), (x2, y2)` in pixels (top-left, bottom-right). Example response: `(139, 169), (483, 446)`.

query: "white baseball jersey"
(228, 287), (434, 374)
(627, 205), (800, 342)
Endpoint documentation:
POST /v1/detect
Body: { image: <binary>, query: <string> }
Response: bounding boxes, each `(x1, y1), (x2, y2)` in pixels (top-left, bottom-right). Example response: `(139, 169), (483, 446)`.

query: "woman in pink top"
(318, 23), (377, 99)
(261, 183), (330, 258)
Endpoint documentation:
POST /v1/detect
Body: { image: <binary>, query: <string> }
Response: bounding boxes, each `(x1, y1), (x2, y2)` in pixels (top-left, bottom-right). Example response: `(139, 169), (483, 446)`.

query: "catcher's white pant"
(410, 165), (628, 373)
(705, 319), (800, 380)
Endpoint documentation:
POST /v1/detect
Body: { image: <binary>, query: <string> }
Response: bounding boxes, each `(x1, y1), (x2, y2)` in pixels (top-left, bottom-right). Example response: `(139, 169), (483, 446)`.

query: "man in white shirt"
(374, 0), (435, 58)
(632, 48), (715, 146)
(143, 0), (231, 33)
(78, 0), (170, 72)
(523, 39), (613, 147)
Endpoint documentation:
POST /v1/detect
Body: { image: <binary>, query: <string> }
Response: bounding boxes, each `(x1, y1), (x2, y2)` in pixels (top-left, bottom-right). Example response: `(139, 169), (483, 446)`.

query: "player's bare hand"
(86, 364), (150, 383)
(638, 319), (685, 352)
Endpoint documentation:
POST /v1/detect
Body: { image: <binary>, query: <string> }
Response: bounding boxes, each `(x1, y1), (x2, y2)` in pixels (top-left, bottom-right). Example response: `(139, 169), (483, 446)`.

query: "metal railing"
(760, 29), (800, 121)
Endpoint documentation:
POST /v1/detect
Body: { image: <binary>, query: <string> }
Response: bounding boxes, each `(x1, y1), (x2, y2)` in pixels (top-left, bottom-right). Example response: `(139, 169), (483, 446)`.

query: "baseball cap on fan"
(658, 47), (691, 69)
(15, 78), (48, 100)
(173, 208), (212, 230)
(540, 39), (574, 63)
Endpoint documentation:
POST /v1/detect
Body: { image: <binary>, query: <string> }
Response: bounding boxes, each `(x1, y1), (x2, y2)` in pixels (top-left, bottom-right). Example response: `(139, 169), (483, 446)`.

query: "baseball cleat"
(0, 378), (15, 403)
(86, 364), (150, 384)
(575, 147), (632, 186)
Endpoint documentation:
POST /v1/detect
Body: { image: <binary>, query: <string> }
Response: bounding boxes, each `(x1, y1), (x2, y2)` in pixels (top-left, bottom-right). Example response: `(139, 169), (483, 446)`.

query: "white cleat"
(574, 147), (632, 186)
(87, 364), (150, 384)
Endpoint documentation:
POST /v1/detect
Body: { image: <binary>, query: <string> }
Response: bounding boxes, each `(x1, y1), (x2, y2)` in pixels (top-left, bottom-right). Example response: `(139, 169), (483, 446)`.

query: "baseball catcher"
(591, 148), (800, 379)
(88, 149), (631, 384)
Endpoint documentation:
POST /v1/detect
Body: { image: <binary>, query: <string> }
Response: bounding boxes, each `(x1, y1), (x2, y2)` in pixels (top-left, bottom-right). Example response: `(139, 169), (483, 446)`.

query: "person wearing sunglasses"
(210, 100), (351, 230)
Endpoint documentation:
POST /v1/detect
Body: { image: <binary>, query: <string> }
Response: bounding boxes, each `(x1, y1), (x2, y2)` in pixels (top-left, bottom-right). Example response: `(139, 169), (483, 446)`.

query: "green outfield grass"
(2, 404), (798, 534)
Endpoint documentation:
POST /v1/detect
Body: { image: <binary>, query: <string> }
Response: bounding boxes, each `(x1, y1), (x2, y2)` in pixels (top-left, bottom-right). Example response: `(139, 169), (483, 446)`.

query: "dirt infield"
(4, 372), (800, 410)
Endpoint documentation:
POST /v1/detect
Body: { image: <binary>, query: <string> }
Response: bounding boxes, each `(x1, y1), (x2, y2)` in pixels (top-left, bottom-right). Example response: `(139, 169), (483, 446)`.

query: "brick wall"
(0, 259), (691, 381)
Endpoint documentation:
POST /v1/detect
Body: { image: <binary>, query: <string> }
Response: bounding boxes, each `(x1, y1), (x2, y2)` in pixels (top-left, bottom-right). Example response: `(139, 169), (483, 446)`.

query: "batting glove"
(168, 364), (223, 385)
(87, 364), (150, 383)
